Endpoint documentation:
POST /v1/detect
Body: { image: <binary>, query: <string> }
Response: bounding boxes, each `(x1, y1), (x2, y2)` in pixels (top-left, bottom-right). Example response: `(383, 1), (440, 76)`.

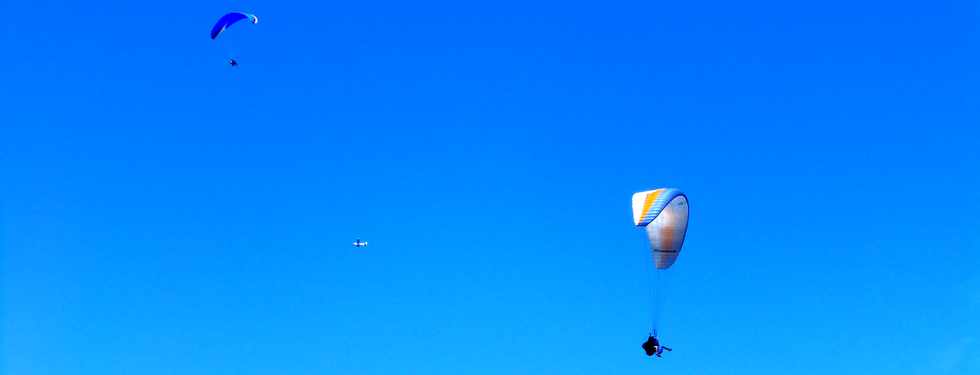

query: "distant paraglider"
(210, 12), (258, 66)
(632, 188), (689, 357)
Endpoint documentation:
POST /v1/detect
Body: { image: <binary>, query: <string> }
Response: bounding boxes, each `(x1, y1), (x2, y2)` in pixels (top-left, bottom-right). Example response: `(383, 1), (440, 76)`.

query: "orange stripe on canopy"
(640, 189), (663, 223)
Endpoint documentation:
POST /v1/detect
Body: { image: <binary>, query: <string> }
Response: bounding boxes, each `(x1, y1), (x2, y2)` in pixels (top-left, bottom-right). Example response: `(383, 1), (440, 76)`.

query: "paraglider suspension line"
(644, 257), (670, 337)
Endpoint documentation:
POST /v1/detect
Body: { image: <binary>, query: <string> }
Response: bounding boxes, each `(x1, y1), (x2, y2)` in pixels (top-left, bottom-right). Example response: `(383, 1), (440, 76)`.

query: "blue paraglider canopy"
(210, 12), (258, 40)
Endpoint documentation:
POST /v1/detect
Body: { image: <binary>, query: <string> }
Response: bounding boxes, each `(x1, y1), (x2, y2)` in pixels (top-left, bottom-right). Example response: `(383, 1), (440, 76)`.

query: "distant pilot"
(642, 334), (672, 357)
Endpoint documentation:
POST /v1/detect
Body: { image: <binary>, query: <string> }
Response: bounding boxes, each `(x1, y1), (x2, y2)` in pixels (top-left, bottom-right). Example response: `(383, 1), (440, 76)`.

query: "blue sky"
(3, 0), (979, 373)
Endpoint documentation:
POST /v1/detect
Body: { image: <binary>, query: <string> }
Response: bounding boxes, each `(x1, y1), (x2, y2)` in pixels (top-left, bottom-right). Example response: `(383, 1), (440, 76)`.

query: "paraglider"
(632, 188), (689, 357)
(642, 334), (672, 357)
(210, 12), (258, 66)
(210, 12), (259, 40)
(352, 239), (368, 248)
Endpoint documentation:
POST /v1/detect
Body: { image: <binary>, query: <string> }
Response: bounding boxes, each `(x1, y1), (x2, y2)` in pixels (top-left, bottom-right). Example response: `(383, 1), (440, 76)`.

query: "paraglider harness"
(642, 333), (672, 357)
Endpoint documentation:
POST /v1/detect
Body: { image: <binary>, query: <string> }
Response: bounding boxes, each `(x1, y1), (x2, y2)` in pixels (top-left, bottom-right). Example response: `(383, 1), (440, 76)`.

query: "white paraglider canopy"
(632, 189), (689, 269)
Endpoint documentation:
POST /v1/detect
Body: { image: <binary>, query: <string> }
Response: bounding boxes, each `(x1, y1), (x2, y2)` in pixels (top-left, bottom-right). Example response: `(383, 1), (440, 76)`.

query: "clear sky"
(3, 1), (979, 374)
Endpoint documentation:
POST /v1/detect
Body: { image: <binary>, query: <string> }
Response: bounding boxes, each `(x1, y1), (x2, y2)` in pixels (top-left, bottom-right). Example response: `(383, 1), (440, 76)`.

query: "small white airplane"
(352, 239), (368, 248)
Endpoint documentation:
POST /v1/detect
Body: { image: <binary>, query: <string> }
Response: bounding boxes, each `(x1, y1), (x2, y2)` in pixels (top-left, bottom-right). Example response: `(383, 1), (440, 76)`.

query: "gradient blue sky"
(3, 1), (979, 374)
